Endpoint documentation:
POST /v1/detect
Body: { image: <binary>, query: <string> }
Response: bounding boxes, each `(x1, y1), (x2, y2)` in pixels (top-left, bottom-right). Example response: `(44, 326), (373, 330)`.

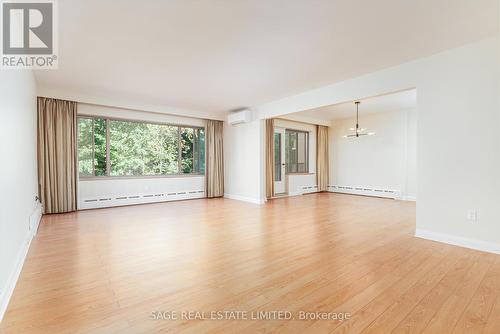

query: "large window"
(77, 117), (205, 177)
(285, 129), (309, 174)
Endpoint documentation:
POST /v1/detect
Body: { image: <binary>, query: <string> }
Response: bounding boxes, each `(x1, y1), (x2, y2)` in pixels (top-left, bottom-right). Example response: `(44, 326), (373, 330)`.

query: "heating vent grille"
(80, 189), (206, 209)
(301, 185), (319, 194)
(327, 185), (400, 199)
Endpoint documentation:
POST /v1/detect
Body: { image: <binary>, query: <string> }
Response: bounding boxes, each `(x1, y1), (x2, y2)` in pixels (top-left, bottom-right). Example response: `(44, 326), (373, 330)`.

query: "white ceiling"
(288, 89), (417, 122)
(35, 0), (498, 116)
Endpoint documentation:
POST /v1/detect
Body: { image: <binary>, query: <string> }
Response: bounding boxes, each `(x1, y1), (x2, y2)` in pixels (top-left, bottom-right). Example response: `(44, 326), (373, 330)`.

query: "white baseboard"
(29, 203), (42, 235)
(0, 202), (42, 322)
(416, 229), (500, 255)
(224, 193), (265, 204)
(401, 195), (416, 201)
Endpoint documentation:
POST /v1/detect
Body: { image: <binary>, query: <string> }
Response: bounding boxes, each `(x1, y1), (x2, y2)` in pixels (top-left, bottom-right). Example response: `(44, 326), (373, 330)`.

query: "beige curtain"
(37, 97), (78, 214)
(265, 119), (275, 198)
(206, 120), (224, 198)
(316, 125), (329, 192)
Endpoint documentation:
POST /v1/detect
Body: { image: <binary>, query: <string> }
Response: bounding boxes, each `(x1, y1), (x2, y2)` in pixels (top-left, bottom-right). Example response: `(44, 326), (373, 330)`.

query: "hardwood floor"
(1, 193), (500, 333)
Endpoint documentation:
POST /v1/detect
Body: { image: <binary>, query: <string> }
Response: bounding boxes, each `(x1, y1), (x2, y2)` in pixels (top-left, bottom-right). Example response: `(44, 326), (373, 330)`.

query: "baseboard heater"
(328, 185), (400, 199)
(79, 190), (206, 209)
(301, 185), (319, 194)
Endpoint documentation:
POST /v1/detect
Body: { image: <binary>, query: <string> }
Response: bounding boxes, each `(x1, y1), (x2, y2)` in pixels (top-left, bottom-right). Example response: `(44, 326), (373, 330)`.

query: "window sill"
(286, 172), (315, 176)
(79, 174), (205, 181)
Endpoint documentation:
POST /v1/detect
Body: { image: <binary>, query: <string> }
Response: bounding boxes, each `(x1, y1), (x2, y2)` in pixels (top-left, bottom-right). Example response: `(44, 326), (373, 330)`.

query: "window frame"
(77, 114), (206, 180)
(285, 128), (310, 175)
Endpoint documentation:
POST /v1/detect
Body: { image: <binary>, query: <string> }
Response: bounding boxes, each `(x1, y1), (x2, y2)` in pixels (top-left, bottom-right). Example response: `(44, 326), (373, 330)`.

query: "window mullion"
(105, 118), (110, 176)
(293, 132), (299, 173)
(190, 129), (196, 174)
(178, 127), (182, 174)
(91, 118), (95, 176)
(196, 129), (200, 174)
(304, 133), (309, 173)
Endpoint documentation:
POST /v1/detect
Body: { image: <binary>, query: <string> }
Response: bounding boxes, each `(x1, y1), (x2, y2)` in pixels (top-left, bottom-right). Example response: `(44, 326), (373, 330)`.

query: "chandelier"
(343, 101), (375, 138)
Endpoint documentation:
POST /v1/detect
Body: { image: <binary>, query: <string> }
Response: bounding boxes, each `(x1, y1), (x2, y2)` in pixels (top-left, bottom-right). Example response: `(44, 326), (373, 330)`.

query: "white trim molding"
(0, 203), (42, 322)
(416, 229), (500, 255)
(224, 193), (265, 205)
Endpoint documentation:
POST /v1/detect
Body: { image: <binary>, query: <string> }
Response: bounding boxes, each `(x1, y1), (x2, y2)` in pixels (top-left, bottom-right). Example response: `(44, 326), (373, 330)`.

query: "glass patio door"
(274, 127), (286, 194)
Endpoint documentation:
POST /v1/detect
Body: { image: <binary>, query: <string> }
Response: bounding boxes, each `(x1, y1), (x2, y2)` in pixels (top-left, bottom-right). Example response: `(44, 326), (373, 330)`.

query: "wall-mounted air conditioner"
(227, 109), (251, 125)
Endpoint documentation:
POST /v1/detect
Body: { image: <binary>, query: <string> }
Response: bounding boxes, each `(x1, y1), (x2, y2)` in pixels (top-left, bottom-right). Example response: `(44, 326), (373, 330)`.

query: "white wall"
(254, 37), (500, 250)
(0, 70), (39, 320)
(223, 119), (264, 204)
(405, 107), (417, 199)
(274, 119), (317, 195)
(77, 104), (206, 209)
(330, 109), (416, 200)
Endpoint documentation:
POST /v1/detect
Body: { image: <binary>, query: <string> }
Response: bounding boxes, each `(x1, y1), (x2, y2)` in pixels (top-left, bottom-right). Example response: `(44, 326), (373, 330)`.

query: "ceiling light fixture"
(343, 101), (375, 138)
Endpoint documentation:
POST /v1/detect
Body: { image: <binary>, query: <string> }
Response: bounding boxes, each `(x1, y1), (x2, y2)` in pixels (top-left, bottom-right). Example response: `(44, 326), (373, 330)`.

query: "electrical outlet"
(467, 210), (477, 222)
